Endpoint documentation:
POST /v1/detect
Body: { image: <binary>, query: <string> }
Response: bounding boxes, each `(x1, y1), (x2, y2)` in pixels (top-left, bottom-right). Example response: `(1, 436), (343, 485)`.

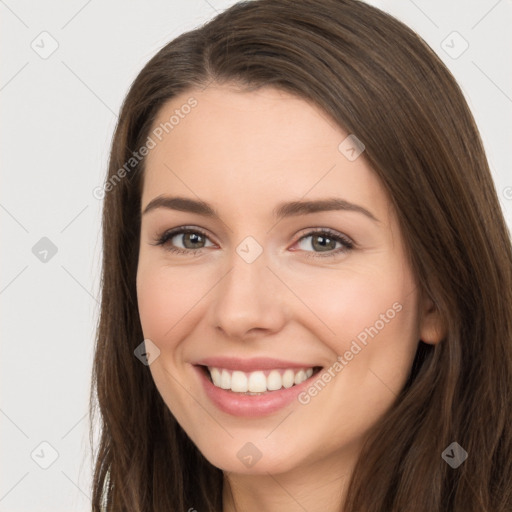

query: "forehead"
(141, 85), (388, 220)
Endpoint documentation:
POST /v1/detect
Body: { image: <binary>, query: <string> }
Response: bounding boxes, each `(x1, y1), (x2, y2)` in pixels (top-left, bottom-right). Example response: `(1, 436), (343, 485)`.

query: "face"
(136, 84), (440, 477)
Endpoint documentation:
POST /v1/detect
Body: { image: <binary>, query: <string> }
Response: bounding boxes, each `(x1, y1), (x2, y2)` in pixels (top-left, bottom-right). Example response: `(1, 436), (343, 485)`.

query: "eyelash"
(151, 226), (354, 259)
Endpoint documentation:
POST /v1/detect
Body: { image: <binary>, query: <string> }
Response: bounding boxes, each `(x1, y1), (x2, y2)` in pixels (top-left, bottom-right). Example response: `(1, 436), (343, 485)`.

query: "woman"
(90, 0), (512, 510)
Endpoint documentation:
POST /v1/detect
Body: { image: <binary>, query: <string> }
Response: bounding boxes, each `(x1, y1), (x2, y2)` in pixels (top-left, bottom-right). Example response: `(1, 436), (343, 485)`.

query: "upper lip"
(194, 357), (320, 372)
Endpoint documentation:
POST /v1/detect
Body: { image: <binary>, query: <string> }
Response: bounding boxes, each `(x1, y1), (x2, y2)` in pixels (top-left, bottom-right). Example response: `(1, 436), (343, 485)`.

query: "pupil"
(186, 233), (203, 248)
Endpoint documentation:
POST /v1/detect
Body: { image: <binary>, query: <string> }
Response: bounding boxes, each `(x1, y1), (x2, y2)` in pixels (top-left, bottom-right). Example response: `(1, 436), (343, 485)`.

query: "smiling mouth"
(198, 365), (323, 395)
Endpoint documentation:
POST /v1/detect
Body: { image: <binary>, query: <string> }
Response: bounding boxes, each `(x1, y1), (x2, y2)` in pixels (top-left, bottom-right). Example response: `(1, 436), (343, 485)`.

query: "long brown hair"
(89, 0), (512, 510)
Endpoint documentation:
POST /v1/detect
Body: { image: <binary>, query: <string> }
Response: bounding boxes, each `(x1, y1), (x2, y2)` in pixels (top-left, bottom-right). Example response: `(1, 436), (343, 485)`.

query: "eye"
(151, 227), (215, 255)
(151, 226), (354, 259)
(294, 228), (354, 259)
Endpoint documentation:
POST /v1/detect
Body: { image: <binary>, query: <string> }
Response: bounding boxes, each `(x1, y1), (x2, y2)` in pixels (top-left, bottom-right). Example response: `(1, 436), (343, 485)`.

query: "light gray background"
(1, 1), (511, 510)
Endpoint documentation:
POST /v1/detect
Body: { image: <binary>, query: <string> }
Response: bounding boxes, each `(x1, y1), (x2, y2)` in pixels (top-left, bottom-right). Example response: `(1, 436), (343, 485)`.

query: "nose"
(210, 250), (289, 340)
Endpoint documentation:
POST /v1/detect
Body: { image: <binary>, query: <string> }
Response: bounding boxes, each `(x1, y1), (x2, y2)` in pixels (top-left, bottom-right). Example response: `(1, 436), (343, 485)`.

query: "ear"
(419, 295), (446, 345)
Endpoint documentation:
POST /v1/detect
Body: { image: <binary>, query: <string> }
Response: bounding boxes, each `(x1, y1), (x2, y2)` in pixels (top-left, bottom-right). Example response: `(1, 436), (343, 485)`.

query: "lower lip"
(193, 365), (319, 417)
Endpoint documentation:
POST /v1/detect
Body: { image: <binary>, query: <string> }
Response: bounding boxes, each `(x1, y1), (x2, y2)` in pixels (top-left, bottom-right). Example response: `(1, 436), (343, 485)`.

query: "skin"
(136, 84), (445, 512)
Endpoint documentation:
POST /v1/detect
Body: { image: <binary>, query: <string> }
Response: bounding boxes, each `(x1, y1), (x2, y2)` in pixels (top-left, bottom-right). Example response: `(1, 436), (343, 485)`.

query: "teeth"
(210, 367), (221, 387)
(206, 366), (315, 393)
(248, 371), (267, 392)
(267, 370), (282, 391)
(231, 371), (248, 392)
(282, 369), (295, 388)
(220, 369), (231, 389)
(294, 370), (306, 385)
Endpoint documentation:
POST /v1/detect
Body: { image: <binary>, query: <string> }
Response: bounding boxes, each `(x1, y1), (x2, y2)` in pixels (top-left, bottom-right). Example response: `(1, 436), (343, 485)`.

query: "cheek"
(136, 263), (203, 421)
(136, 262), (202, 343)
(298, 259), (420, 391)
(298, 264), (417, 343)
(291, 273), (419, 445)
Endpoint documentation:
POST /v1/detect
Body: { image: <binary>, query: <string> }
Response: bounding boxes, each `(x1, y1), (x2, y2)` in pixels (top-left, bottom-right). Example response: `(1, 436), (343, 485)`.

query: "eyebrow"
(142, 195), (379, 222)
